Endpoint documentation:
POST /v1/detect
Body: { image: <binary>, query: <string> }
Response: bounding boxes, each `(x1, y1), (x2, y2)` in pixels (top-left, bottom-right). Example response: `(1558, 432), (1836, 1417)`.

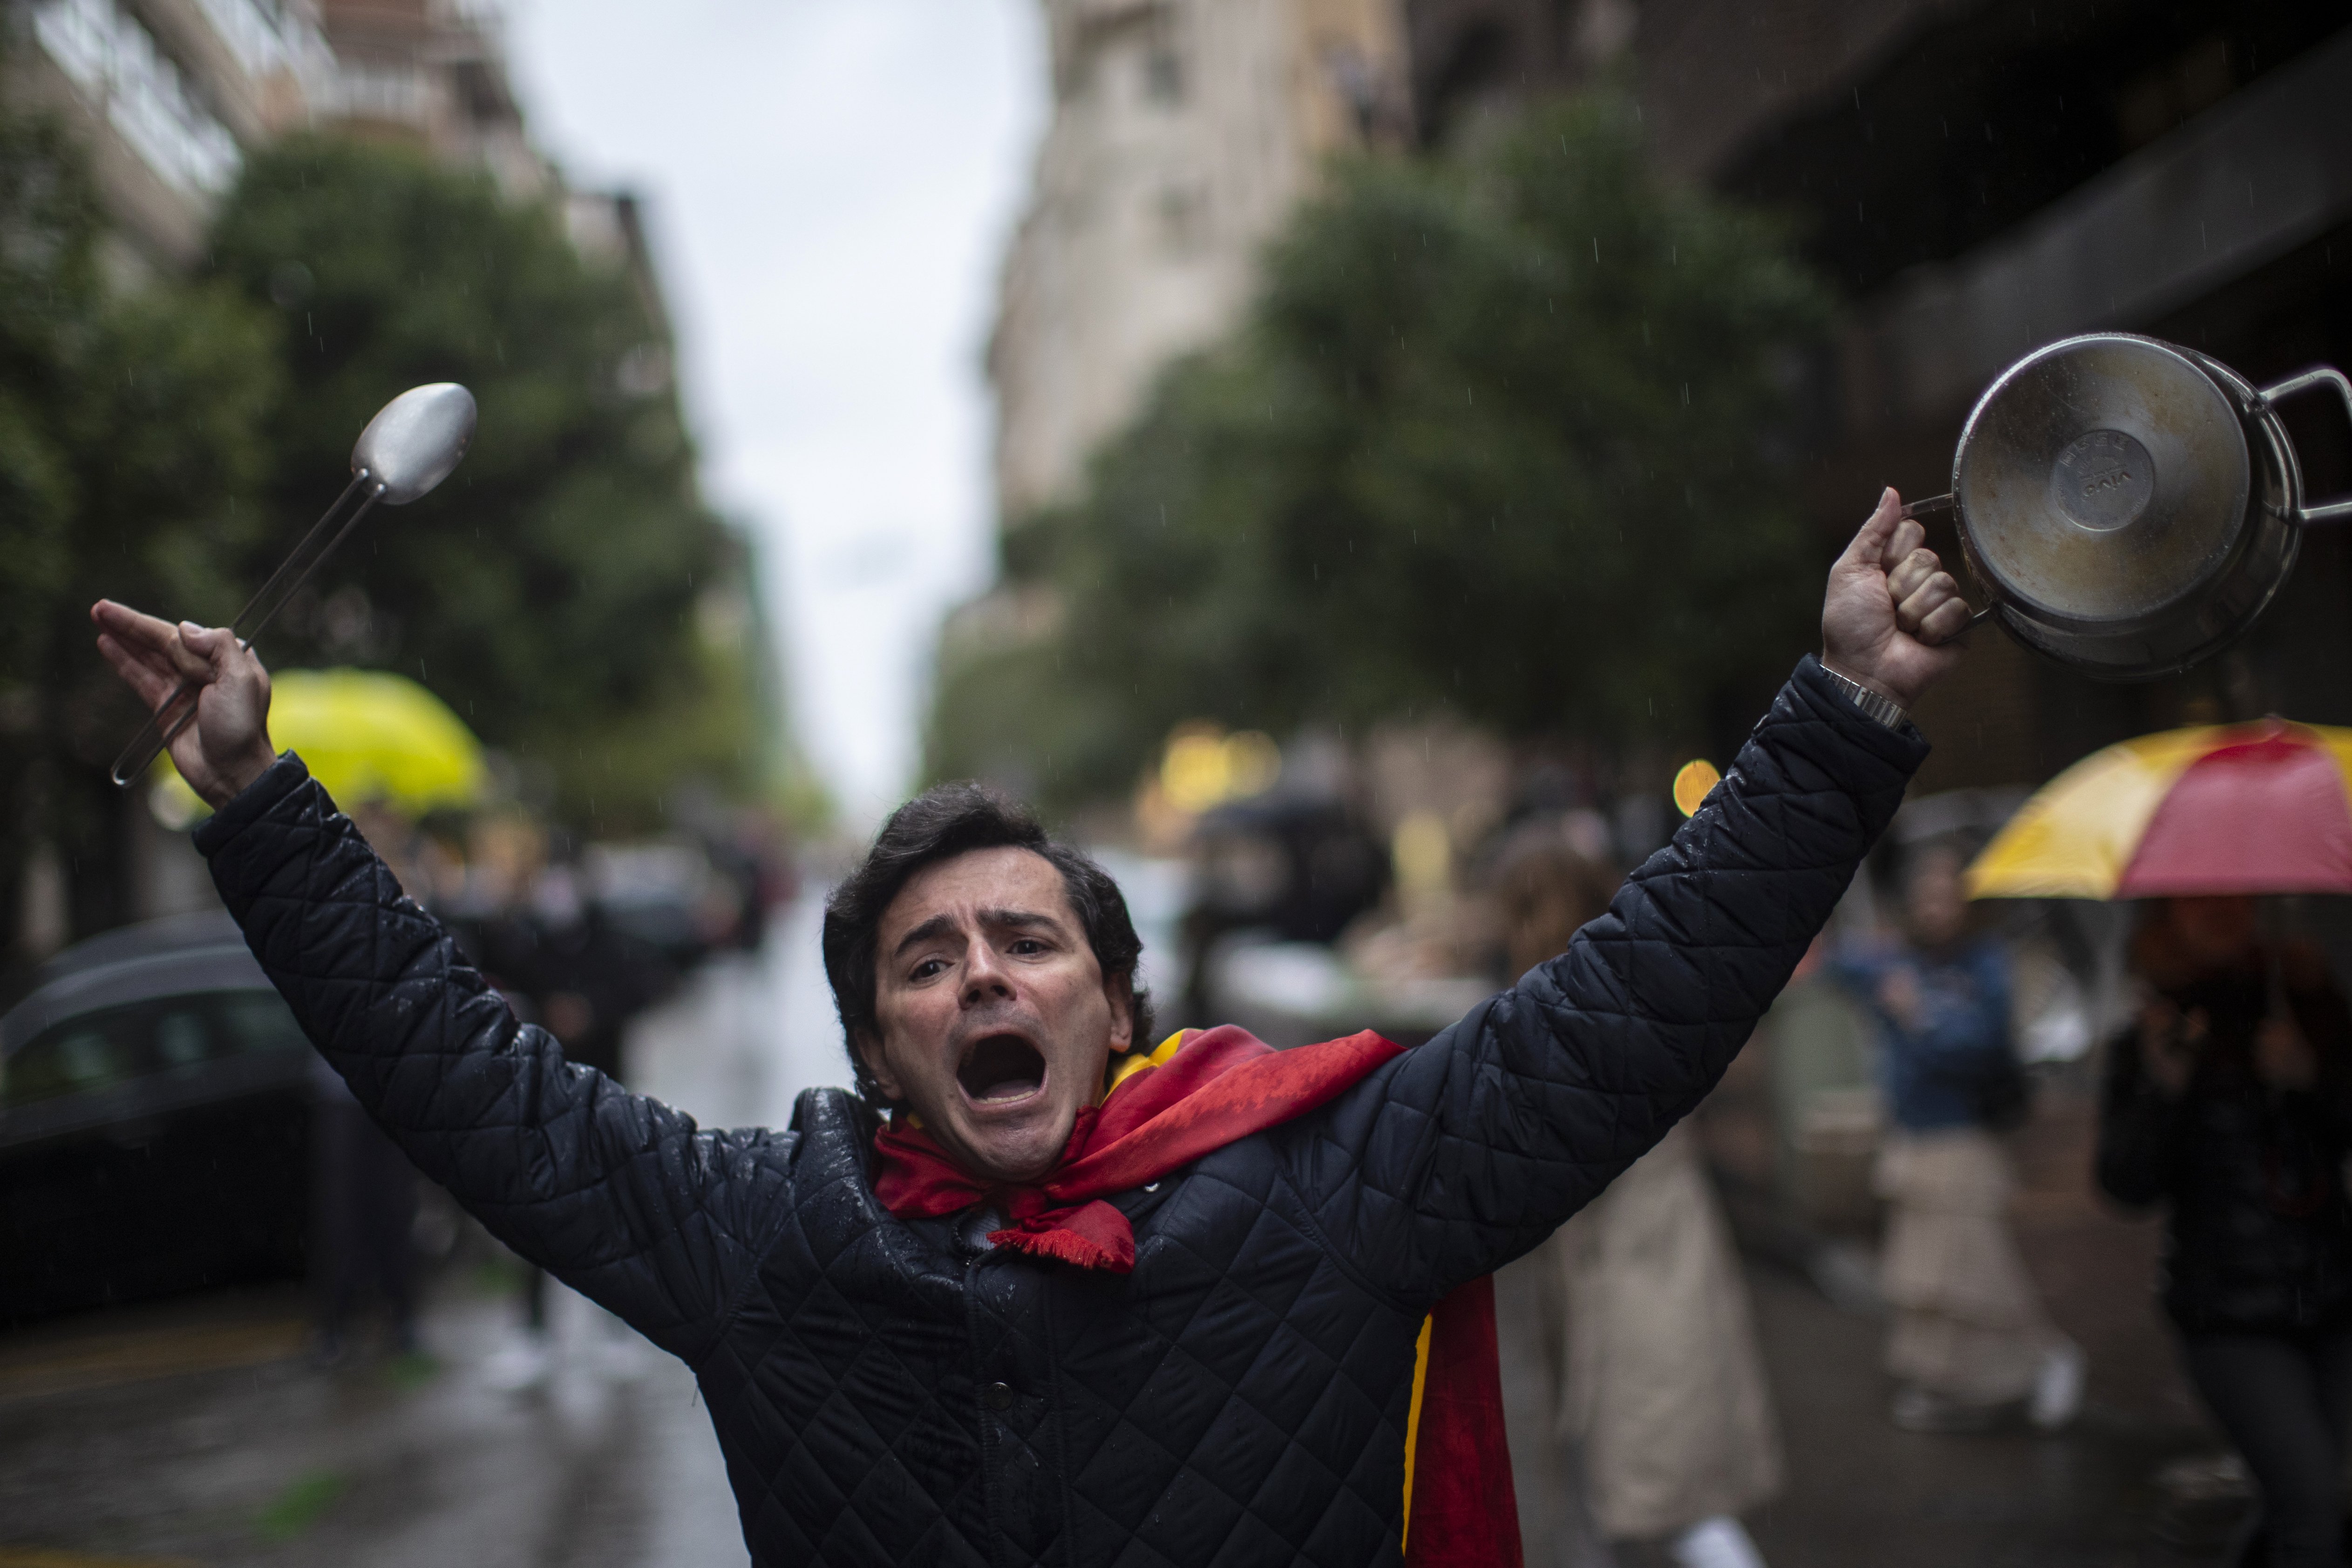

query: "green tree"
(931, 96), (1831, 809)
(0, 109), (280, 971)
(205, 136), (767, 830)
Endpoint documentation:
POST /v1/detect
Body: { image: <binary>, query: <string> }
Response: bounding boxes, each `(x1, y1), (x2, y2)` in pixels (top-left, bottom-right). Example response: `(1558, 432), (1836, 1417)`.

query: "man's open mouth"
(956, 1033), (1047, 1106)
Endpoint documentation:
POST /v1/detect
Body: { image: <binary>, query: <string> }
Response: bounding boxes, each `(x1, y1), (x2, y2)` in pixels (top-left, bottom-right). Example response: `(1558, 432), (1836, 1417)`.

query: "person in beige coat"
(1830, 845), (2084, 1433)
(1495, 821), (1784, 1568)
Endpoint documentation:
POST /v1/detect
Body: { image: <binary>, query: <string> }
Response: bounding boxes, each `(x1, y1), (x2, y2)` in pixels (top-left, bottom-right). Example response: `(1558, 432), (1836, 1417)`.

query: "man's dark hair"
(822, 782), (1156, 1108)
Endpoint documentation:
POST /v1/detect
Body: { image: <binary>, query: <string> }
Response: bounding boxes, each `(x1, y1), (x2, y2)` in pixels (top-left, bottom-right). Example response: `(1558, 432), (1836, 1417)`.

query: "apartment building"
(988, 0), (1413, 524)
(11, 0), (334, 269)
(313, 0), (545, 197)
(8, 0), (558, 272)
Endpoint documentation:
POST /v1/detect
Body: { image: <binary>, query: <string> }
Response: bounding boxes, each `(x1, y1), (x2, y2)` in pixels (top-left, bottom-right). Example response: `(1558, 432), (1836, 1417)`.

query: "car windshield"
(0, 990), (307, 1109)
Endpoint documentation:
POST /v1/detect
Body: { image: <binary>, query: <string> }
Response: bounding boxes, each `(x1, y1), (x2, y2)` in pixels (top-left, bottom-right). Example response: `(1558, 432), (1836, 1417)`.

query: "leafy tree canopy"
(0, 109), (280, 952)
(931, 96), (1832, 810)
(2, 122), (789, 969)
(206, 136), (766, 828)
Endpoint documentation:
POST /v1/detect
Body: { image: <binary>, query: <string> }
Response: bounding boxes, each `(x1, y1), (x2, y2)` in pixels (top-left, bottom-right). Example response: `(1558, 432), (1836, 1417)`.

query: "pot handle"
(1892, 493), (1994, 628)
(2258, 367), (2352, 525)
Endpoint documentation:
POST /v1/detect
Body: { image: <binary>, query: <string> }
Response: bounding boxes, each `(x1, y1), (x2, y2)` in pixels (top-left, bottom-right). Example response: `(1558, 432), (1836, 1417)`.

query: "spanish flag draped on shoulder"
(875, 1024), (1523, 1568)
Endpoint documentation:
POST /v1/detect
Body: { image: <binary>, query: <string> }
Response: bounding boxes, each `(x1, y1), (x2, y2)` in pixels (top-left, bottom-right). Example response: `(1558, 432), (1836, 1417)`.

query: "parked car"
(0, 913), (313, 1324)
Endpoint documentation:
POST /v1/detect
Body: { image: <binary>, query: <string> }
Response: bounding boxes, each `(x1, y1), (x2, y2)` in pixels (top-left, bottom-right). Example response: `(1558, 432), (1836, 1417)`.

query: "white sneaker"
(1670, 1515), (1766, 1568)
(2029, 1340), (2086, 1431)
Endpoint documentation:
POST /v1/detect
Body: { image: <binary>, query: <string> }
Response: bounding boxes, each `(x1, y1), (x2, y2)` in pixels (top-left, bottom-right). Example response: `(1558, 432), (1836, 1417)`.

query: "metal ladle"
(109, 382), (477, 787)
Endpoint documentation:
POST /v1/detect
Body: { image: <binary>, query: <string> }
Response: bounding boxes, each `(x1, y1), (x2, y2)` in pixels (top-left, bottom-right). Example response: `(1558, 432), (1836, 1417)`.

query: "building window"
(1145, 45), (1184, 106)
(1157, 183), (1206, 255)
(333, 60), (435, 127)
(188, 0), (330, 83)
(32, 0), (241, 196)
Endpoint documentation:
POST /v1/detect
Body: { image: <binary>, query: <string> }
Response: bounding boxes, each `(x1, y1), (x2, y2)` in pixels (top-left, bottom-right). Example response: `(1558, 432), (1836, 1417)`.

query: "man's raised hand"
(1820, 487), (1971, 711)
(91, 601), (276, 809)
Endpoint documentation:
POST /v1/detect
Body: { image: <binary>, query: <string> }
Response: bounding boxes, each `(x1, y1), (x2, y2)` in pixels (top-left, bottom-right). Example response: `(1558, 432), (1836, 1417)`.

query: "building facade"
(7, 0), (555, 274)
(989, 0), (1412, 525)
(313, 0), (546, 197)
(1401, 0), (1628, 141)
(11, 0), (336, 270)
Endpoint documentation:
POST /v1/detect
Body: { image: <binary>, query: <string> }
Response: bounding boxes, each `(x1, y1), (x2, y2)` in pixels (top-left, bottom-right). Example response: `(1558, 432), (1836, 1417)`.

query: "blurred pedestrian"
(1496, 822), (1783, 1568)
(309, 1058), (419, 1362)
(307, 799), (433, 1364)
(448, 832), (666, 1388)
(2098, 895), (2352, 1568)
(1835, 843), (2083, 1433)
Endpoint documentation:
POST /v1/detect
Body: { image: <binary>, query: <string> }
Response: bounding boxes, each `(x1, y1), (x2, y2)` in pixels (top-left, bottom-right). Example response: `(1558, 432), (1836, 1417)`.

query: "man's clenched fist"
(1821, 487), (1972, 710)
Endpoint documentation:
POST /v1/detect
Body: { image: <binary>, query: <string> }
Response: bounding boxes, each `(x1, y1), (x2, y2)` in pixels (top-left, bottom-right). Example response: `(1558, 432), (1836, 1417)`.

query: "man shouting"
(93, 490), (1969, 1567)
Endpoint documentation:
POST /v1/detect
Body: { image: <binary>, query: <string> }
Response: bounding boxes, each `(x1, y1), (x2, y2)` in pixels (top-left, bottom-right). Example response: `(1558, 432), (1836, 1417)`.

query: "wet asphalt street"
(0, 894), (2235, 1566)
(0, 895), (842, 1568)
(0, 1285), (742, 1568)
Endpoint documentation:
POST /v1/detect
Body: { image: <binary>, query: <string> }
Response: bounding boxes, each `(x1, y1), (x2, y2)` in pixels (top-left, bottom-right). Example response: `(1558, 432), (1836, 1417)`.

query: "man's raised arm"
(1285, 489), (1969, 1303)
(91, 600), (790, 1363)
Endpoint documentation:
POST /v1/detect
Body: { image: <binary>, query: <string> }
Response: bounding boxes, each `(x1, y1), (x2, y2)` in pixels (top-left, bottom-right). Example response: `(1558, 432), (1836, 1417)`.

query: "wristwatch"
(1819, 665), (1908, 731)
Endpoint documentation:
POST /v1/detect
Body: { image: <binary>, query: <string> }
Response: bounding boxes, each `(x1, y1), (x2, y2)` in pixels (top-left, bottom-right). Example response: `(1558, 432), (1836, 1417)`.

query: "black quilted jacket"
(195, 657), (1922, 1567)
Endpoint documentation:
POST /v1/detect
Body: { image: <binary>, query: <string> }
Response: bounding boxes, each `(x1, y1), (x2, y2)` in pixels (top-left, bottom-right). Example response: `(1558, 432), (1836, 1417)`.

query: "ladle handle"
(108, 473), (387, 788)
(2259, 367), (2352, 525)
(108, 681), (205, 792)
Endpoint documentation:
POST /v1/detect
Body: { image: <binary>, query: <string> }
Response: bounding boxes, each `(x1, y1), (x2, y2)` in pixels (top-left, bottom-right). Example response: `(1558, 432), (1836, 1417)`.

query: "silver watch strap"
(1820, 666), (1907, 730)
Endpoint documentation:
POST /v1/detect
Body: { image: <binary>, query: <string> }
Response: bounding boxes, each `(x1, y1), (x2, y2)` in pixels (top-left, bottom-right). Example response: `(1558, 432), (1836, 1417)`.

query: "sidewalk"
(1739, 1258), (2206, 1566)
(1498, 1063), (2235, 1566)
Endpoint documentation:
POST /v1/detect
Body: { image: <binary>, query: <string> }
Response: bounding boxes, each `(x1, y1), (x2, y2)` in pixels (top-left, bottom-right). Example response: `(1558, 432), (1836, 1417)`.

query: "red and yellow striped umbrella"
(1966, 719), (2352, 900)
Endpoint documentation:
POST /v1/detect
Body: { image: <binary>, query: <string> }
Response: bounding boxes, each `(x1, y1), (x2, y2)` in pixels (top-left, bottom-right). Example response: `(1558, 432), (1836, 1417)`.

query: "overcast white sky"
(503, 1), (1046, 827)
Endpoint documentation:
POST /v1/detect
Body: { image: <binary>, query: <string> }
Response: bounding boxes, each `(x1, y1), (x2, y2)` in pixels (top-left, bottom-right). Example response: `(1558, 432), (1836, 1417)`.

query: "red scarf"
(872, 1024), (1522, 1568)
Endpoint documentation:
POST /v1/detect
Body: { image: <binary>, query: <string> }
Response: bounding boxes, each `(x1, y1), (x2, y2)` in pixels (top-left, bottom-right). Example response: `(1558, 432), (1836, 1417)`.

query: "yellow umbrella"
(153, 667), (486, 823)
(1967, 720), (2352, 900)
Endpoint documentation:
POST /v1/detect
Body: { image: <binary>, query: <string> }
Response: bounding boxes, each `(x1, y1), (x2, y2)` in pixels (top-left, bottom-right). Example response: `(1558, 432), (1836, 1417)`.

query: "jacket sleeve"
(1282, 657), (1926, 1307)
(196, 754), (794, 1363)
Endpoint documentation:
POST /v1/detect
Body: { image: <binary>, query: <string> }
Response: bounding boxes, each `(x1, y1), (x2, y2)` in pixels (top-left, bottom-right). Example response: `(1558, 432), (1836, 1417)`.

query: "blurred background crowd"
(4, 0), (2352, 1565)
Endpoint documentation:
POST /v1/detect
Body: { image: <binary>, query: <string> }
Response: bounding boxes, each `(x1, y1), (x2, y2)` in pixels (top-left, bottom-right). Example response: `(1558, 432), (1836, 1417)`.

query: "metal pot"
(1904, 333), (2352, 680)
